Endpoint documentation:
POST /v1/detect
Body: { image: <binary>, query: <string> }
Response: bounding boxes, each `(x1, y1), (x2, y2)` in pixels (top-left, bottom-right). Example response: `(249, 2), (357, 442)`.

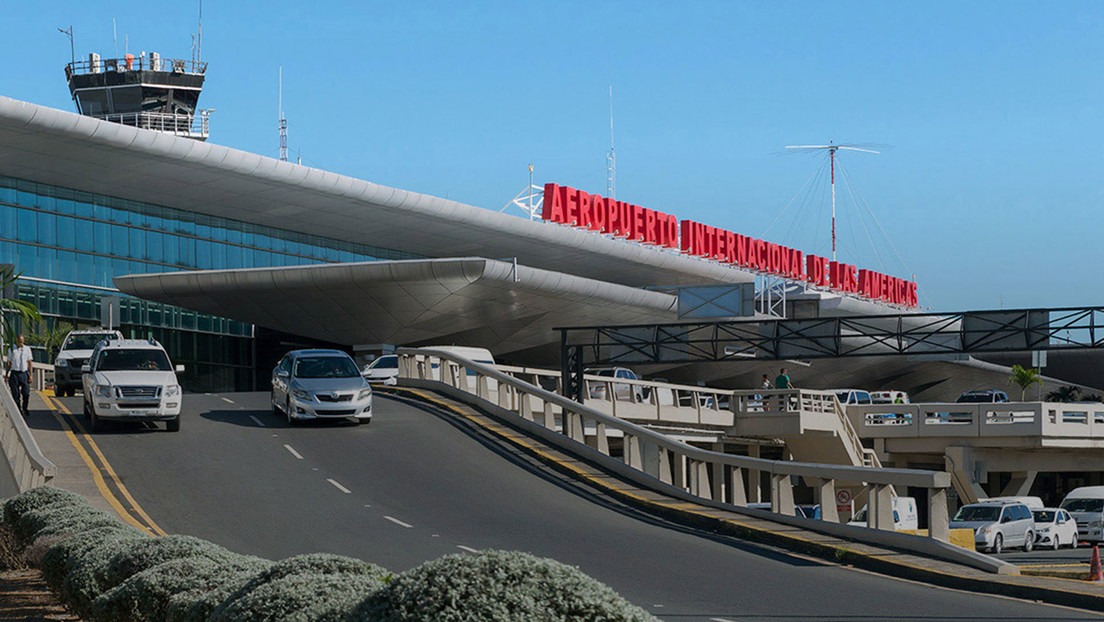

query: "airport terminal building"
(0, 55), (1085, 397)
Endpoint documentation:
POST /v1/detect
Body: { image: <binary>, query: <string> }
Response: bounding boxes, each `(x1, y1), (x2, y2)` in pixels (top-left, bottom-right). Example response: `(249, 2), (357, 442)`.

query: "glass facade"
(0, 176), (421, 391)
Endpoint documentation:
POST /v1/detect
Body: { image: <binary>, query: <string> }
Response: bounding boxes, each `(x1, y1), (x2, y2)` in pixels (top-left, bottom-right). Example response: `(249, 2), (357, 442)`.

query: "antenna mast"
(784, 141), (879, 261)
(278, 66), (288, 162)
(606, 86), (616, 199)
(197, 0), (203, 64)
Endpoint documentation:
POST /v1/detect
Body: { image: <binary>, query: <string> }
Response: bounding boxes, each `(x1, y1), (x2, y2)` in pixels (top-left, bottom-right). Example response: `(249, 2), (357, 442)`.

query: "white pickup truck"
(81, 338), (184, 432)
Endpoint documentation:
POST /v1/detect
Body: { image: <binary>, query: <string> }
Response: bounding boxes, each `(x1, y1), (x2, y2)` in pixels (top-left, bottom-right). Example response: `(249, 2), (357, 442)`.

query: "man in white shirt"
(5, 334), (32, 417)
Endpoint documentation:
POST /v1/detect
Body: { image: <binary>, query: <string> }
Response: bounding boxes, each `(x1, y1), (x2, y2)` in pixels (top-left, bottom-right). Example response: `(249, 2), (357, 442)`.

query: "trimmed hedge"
(3, 488), (656, 622)
(354, 550), (657, 622)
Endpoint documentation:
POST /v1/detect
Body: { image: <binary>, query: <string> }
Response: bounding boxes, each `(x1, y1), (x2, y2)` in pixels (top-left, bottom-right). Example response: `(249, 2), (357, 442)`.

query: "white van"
(981, 496), (1044, 511)
(1060, 486), (1104, 543)
(847, 497), (919, 530)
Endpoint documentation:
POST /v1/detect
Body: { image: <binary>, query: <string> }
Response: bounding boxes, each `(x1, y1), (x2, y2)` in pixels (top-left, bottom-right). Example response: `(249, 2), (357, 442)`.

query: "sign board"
(1032, 350), (1048, 368)
(101, 296), (120, 330)
(835, 489), (852, 505)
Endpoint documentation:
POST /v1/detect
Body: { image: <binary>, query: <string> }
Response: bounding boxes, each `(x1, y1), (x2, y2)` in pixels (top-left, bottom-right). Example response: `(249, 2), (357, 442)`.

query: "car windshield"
(595, 370), (616, 378)
(956, 393), (992, 403)
(1033, 510), (1056, 522)
(367, 356), (397, 370)
(953, 506), (1000, 522)
(1062, 498), (1104, 513)
(98, 349), (171, 371)
(65, 334), (115, 350)
(835, 392), (851, 402)
(295, 356), (360, 379)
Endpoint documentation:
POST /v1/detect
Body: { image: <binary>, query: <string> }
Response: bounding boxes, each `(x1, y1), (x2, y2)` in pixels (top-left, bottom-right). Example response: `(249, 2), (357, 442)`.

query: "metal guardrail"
(848, 402), (1104, 439)
(66, 56), (207, 76)
(398, 348), (953, 541)
(0, 376), (56, 496)
(88, 111), (210, 139)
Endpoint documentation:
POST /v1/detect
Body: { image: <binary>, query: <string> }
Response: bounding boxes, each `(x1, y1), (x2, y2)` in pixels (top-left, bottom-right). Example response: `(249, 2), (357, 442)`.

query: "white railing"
(398, 348), (952, 541)
(848, 402), (1104, 440)
(0, 377), (56, 496)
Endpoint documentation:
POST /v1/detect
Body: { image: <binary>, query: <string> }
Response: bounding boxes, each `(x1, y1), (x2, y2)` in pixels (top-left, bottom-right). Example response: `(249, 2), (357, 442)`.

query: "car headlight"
(95, 385), (113, 399)
(291, 388), (312, 401)
(55, 359), (68, 367)
(164, 385), (180, 397)
(1091, 520), (1103, 528)
(358, 388), (372, 400)
(976, 526), (991, 535)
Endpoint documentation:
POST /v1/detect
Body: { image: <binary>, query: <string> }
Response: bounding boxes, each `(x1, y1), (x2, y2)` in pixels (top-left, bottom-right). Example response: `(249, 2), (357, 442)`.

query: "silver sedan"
(272, 349), (373, 425)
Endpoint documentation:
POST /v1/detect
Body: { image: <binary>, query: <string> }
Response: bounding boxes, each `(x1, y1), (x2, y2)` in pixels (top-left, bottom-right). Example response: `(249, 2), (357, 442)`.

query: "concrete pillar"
(813, 478), (840, 523)
(929, 488), (950, 542)
(711, 443), (726, 503)
(641, 440), (661, 479)
(999, 471), (1039, 497)
(869, 484), (894, 531)
(729, 466), (747, 506)
(747, 444), (763, 503)
(771, 474), (795, 516)
(658, 448), (673, 485)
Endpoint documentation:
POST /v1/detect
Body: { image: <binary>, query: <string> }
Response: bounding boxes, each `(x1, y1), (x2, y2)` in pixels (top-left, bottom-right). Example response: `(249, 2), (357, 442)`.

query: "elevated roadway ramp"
(382, 384), (1104, 612)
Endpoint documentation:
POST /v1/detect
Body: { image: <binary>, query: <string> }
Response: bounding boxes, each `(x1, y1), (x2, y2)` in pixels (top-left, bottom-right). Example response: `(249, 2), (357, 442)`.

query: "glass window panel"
(226, 244), (242, 268)
(0, 186), (15, 204)
(17, 243), (36, 275)
(0, 240), (12, 264)
(93, 222), (110, 252)
(0, 203), (14, 238)
(179, 236), (194, 267)
(111, 224), (128, 257)
(76, 252), (95, 285)
(74, 199), (93, 219)
(195, 239), (212, 270)
(36, 212), (56, 246)
(56, 216), (75, 249)
(75, 219), (94, 253)
(129, 227), (146, 260)
(225, 226), (241, 245)
(56, 197), (76, 216)
(57, 250), (77, 283)
(18, 209), (36, 243)
(36, 246), (56, 280)
(163, 234), (178, 265)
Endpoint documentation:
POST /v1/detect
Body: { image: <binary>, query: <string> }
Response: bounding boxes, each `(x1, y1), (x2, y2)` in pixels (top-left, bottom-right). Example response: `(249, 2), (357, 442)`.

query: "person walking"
(774, 367), (794, 410)
(5, 334), (33, 417)
(753, 373), (772, 411)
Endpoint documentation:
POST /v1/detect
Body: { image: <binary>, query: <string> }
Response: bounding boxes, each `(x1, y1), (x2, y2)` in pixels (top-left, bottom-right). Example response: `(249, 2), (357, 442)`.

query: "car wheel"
(990, 533), (1003, 555)
(89, 407), (102, 433)
(166, 417), (180, 432)
(1071, 537), (1078, 549)
(1022, 531), (1033, 552)
(272, 391), (281, 415)
(1052, 535), (1061, 550)
(82, 398), (90, 417)
(286, 398), (296, 426)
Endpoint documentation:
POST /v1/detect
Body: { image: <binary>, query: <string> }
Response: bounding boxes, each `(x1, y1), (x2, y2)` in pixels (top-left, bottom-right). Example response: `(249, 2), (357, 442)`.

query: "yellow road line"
(39, 392), (166, 536)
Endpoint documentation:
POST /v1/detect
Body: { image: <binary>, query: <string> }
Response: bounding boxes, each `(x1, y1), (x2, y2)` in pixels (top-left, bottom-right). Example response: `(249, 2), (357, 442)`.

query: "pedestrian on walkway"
(775, 367), (795, 410)
(5, 334), (33, 417)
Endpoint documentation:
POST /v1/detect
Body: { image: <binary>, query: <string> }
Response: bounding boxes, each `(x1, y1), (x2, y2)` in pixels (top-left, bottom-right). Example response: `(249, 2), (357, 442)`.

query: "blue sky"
(3, 1), (1102, 311)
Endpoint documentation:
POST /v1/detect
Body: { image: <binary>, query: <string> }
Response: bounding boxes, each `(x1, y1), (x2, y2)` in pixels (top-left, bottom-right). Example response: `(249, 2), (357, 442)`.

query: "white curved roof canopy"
(0, 96), (753, 289)
(113, 258), (681, 356)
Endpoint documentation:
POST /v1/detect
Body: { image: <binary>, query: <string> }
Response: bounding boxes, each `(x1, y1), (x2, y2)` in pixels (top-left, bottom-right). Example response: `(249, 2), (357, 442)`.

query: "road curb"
(381, 386), (1104, 612)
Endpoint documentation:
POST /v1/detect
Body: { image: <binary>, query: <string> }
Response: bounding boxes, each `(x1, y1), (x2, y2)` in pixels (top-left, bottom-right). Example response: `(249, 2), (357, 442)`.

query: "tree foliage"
(0, 265), (42, 347)
(1008, 364), (1041, 400)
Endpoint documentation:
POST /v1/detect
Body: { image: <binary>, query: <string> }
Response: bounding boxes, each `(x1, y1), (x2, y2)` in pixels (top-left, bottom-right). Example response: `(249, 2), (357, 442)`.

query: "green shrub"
(100, 535), (242, 591)
(207, 553), (390, 622)
(3, 486), (88, 527)
(165, 563), (273, 622)
(210, 573), (386, 622)
(17, 505), (123, 547)
(6, 493), (98, 546)
(92, 554), (271, 622)
(353, 550), (658, 622)
(42, 525), (150, 618)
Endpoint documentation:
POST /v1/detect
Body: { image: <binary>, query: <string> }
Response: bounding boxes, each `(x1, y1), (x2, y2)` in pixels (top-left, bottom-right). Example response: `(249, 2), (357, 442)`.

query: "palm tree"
(1008, 364), (1041, 401)
(1045, 385), (1081, 403)
(0, 265), (41, 349)
(26, 320), (74, 360)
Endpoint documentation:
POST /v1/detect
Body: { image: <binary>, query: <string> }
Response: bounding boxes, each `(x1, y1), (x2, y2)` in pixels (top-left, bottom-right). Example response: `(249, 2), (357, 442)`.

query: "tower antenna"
(278, 66), (288, 162)
(197, 0), (203, 64)
(784, 141), (879, 261)
(606, 86), (616, 199)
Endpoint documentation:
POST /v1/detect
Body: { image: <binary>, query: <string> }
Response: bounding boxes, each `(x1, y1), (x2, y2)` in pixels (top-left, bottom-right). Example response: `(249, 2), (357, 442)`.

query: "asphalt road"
(51, 391), (1103, 621)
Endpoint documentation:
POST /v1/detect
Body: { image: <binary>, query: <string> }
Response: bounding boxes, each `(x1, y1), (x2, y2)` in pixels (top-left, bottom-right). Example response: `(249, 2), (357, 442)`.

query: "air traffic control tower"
(64, 52), (210, 140)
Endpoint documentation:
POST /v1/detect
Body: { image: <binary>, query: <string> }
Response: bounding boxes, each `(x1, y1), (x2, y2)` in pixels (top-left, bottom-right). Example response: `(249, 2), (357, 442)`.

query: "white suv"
(81, 339), (184, 432)
(54, 329), (124, 397)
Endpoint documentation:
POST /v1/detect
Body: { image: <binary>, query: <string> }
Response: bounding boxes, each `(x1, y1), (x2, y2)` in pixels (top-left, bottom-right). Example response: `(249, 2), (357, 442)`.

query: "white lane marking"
(284, 444), (303, 460)
(328, 479), (351, 494)
(710, 618), (737, 622)
(457, 545), (479, 553)
(220, 397), (235, 404)
(384, 515), (412, 528)
(249, 416), (266, 427)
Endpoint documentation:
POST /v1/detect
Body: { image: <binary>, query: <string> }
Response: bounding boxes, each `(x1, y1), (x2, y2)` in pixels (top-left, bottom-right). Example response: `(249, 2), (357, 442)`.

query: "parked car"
(1032, 508), (1079, 550)
(956, 390), (1010, 403)
(834, 389), (873, 405)
(272, 349), (373, 425)
(980, 496), (1044, 510)
(870, 390), (910, 404)
(81, 338), (183, 433)
(586, 367), (643, 402)
(848, 497), (919, 530)
(950, 500), (1035, 554)
(746, 502), (817, 519)
(1060, 486), (1104, 543)
(54, 329), (124, 397)
(362, 354), (399, 385)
